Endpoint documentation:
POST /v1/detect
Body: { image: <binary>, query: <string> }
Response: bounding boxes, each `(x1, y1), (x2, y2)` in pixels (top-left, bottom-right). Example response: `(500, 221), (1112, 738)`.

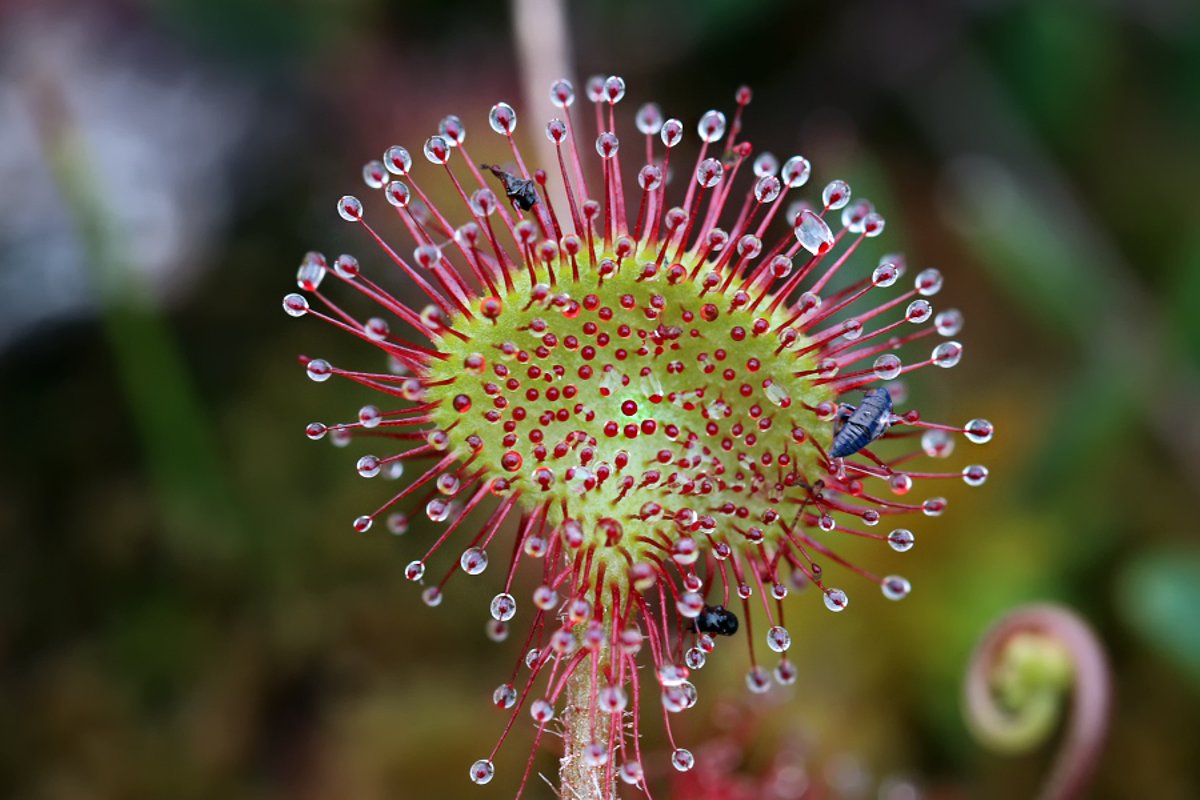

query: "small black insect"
(693, 604), (739, 637)
(481, 163), (540, 211)
(830, 387), (893, 459)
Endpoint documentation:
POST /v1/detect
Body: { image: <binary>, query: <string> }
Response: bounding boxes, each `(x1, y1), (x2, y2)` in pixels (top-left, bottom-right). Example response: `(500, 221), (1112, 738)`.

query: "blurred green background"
(2, 0), (1199, 797)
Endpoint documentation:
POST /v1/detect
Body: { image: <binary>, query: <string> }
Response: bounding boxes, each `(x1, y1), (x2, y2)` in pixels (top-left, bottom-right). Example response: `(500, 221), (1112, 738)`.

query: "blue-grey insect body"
(830, 387), (893, 458)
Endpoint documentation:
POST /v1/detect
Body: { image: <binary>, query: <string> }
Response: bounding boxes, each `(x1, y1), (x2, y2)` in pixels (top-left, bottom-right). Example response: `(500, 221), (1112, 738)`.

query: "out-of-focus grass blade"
(38, 93), (247, 564)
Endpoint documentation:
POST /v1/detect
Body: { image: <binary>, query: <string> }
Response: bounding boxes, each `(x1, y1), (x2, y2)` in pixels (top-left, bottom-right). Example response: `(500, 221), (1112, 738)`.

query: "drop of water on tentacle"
(932, 341), (963, 368)
(490, 592), (516, 621)
(697, 110), (726, 143)
(795, 210), (834, 256)
(488, 102), (517, 135)
(493, 682), (517, 709)
(469, 759), (494, 785)
(636, 102), (663, 135)
(965, 418), (995, 444)
(874, 354), (902, 380)
(888, 528), (915, 552)
(822, 179), (851, 210)
(922, 429), (955, 458)
(962, 464), (989, 486)
(745, 665), (772, 693)
(282, 293), (308, 317)
(671, 748), (695, 772)
(383, 145), (412, 175)
(936, 308), (964, 336)
(460, 547), (488, 575)
(824, 588), (849, 612)
(881, 575), (912, 601)
(549, 79), (575, 108)
(438, 114), (465, 146)
(754, 152), (779, 177)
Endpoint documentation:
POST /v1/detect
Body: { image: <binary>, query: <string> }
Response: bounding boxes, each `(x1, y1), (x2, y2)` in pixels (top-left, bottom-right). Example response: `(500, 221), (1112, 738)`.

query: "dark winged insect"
(830, 387), (893, 459)
(693, 604), (739, 636)
(481, 163), (540, 211)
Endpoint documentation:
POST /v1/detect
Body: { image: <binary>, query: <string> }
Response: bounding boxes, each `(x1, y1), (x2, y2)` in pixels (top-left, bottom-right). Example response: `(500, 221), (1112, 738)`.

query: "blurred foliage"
(1119, 550), (1200, 687)
(2, 0), (1199, 798)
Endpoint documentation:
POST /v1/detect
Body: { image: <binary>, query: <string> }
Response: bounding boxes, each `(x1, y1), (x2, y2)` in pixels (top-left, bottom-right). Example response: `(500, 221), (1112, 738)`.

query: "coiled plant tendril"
(964, 603), (1112, 800)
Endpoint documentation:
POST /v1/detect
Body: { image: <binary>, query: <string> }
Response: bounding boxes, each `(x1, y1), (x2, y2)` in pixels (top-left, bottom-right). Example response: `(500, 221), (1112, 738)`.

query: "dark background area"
(2, 0), (1199, 797)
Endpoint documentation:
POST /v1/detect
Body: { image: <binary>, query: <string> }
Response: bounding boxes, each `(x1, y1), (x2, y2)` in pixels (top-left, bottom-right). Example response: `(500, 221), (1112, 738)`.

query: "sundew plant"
(282, 75), (992, 798)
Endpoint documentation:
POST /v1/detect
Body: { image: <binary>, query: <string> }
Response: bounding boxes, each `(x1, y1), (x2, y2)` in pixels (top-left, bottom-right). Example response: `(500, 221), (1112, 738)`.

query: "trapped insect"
(693, 604), (740, 637)
(830, 387), (894, 459)
(481, 163), (540, 210)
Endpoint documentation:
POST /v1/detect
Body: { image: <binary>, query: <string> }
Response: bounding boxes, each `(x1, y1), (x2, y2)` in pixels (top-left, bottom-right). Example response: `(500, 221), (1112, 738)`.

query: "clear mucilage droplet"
(530, 699), (554, 723)
(333, 254), (359, 278)
(782, 155), (811, 188)
(754, 152), (779, 177)
(697, 110), (726, 143)
(922, 428), (955, 458)
(635, 102), (663, 135)
(603, 75), (626, 104)
(460, 547), (488, 575)
(873, 354), (902, 380)
(586, 75), (605, 102)
(362, 160), (387, 188)
(822, 179), (851, 209)
(965, 418), (995, 444)
(660, 119), (684, 148)
(620, 761), (644, 786)
(305, 359), (332, 382)
(423, 136), (451, 165)
(493, 682), (517, 708)
(936, 308), (964, 336)
(881, 575), (912, 601)
(754, 175), (782, 203)
(386, 181), (410, 208)
(766, 625), (792, 653)
(745, 665), (772, 694)
(549, 79), (575, 108)
(469, 759), (495, 785)
(962, 464), (989, 486)
(546, 119), (568, 143)
(916, 267), (944, 296)
(282, 293), (308, 317)
(824, 588), (849, 612)
(671, 748), (695, 772)
(888, 528), (915, 552)
(489, 102), (517, 135)
(596, 132), (620, 159)
(384, 145), (412, 175)
(795, 210), (834, 256)
(638, 165), (662, 190)
(584, 742), (609, 767)
(438, 114), (466, 146)
(695, 158), (723, 188)
(337, 195), (362, 221)
(873, 262), (900, 287)
(490, 592), (516, 621)
(932, 341), (963, 368)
